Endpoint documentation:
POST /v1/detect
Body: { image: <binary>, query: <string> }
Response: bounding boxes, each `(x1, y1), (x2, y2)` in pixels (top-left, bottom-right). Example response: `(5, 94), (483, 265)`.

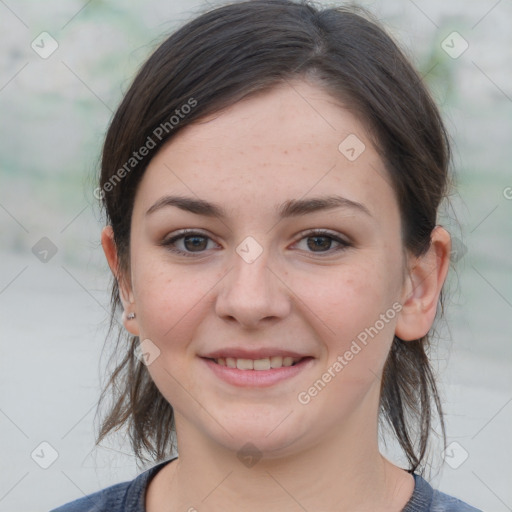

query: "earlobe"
(120, 309), (140, 336)
(395, 226), (451, 341)
(101, 225), (140, 336)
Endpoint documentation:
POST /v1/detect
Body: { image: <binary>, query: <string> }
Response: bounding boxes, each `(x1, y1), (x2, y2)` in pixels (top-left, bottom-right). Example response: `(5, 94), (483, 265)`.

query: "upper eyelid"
(163, 228), (348, 240)
(162, 228), (351, 250)
(297, 228), (350, 241)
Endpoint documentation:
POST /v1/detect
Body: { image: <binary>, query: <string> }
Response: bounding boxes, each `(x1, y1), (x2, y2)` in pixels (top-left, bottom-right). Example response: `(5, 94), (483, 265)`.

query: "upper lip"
(201, 348), (311, 360)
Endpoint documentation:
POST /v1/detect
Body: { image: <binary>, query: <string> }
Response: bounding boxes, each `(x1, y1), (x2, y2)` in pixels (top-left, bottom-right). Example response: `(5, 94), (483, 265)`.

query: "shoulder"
(49, 480), (132, 512)
(49, 458), (176, 512)
(430, 488), (483, 512)
(403, 474), (483, 512)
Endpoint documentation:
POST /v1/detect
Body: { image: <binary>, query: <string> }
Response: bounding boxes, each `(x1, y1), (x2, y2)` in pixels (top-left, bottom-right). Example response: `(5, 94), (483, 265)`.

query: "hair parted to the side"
(94, 0), (451, 472)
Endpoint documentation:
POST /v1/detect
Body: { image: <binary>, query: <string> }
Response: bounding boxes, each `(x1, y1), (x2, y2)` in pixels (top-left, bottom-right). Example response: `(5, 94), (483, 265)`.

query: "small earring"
(127, 312), (136, 320)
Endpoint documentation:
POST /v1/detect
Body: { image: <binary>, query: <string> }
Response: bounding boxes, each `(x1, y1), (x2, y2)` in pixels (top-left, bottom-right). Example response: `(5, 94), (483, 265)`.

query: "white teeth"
(270, 356), (283, 368)
(213, 356), (302, 370)
(283, 357), (294, 367)
(236, 358), (253, 370)
(253, 358), (271, 370)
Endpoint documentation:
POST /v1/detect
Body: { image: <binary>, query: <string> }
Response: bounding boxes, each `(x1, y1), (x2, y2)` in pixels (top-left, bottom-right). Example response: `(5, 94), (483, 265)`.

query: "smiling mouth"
(205, 356), (310, 370)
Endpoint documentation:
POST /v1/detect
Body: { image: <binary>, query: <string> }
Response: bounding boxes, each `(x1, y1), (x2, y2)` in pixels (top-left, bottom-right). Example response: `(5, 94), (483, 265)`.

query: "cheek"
(131, 255), (217, 349)
(291, 258), (399, 370)
(302, 258), (395, 323)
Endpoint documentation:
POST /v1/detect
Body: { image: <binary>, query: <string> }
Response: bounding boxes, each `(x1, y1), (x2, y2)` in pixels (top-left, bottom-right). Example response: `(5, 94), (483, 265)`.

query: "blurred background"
(0, 0), (511, 510)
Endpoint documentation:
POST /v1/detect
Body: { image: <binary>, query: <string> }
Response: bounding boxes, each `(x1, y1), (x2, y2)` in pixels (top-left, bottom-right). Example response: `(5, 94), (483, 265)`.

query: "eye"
(160, 229), (352, 258)
(294, 230), (352, 255)
(160, 230), (219, 257)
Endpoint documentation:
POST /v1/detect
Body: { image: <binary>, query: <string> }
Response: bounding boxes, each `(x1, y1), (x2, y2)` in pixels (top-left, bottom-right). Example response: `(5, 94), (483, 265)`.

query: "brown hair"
(95, 0), (451, 473)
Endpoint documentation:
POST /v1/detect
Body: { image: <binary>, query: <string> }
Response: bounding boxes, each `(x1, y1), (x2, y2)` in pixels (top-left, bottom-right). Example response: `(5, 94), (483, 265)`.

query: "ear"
(101, 225), (140, 336)
(395, 226), (451, 341)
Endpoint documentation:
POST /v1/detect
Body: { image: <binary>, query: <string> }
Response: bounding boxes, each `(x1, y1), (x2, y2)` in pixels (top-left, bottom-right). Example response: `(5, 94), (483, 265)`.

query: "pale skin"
(102, 80), (451, 511)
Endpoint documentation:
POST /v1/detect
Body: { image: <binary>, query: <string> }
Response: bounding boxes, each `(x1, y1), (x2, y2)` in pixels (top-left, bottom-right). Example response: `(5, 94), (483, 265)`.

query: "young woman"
(51, 1), (482, 510)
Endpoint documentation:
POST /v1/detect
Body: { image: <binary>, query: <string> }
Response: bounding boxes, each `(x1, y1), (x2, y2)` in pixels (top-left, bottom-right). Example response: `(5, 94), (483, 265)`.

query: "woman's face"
(123, 80), (409, 456)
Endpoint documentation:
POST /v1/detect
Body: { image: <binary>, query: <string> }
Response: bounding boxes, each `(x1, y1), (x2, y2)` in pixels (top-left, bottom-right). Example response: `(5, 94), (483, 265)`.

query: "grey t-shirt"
(50, 457), (482, 512)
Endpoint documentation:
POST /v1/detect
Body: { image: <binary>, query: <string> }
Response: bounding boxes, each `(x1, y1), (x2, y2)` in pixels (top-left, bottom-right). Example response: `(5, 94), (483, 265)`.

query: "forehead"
(135, 80), (396, 222)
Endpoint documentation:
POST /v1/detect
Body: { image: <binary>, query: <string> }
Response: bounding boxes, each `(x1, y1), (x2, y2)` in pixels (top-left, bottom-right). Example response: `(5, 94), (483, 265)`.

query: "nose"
(215, 244), (291, 329)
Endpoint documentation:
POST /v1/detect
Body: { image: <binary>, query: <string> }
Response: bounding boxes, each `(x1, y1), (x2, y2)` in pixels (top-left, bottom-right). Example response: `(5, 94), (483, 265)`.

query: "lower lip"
(201, 357), (314, 387)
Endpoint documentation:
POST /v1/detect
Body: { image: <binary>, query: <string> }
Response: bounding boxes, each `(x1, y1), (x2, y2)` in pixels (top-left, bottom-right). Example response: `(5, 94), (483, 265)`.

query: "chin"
(205, 416), (308, 459)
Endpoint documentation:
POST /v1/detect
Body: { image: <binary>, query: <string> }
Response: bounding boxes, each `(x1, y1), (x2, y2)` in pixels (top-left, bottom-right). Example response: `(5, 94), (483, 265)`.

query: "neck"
(149, 386), (414, 511)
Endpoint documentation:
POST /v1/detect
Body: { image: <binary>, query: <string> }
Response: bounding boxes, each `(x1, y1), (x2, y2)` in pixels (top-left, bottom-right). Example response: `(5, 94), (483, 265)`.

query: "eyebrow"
(145, 194), (372, 219)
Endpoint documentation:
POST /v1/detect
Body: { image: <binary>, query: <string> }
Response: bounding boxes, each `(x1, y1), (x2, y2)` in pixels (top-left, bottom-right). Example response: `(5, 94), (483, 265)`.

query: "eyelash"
(160, 229), (352, 258)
